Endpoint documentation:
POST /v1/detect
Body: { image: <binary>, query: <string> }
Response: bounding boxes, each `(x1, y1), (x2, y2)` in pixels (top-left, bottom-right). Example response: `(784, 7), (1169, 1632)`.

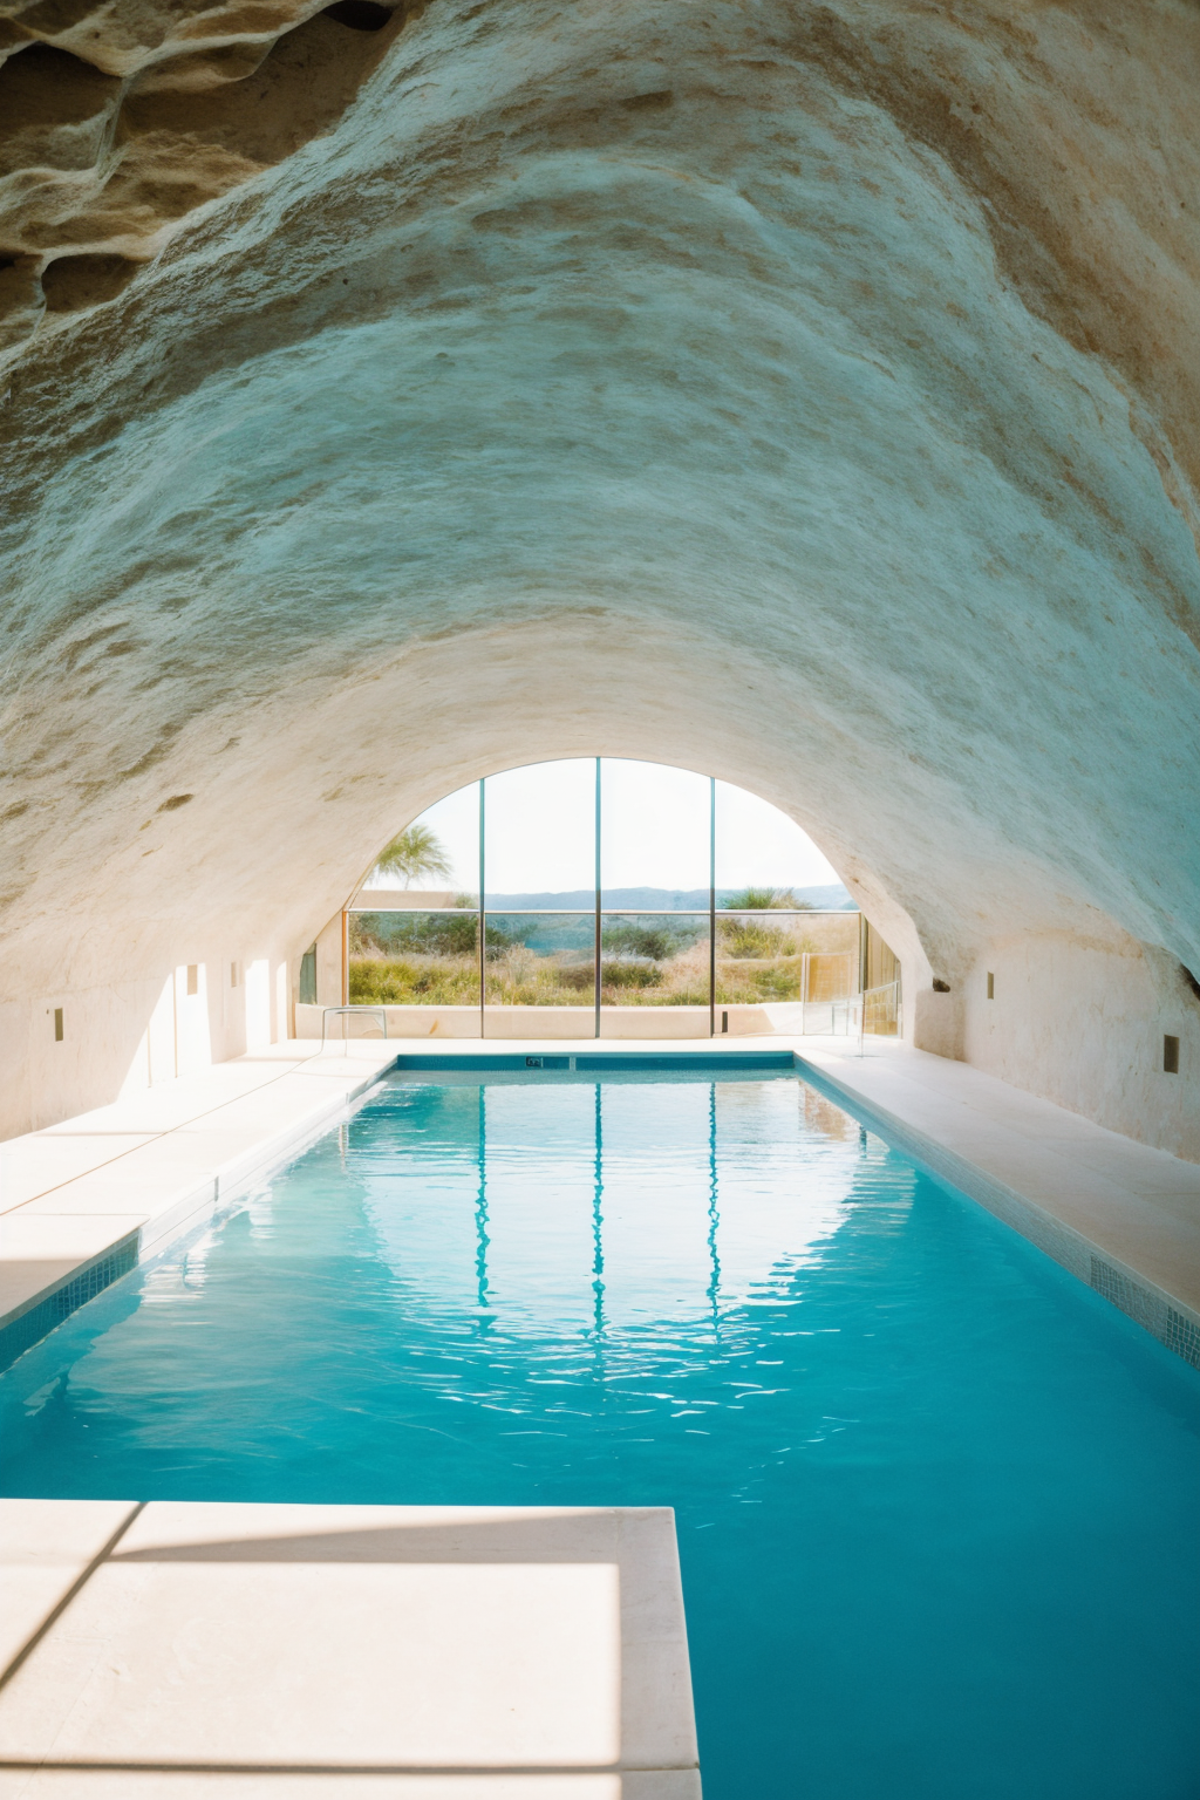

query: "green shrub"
(718, 918), (790, 958)
(601, 922), (692, 961)
(720, 887), (812, 911)
(601, 961), (661, 990)
(554, 962), (597, 992)
(349, 956), (479, 1005)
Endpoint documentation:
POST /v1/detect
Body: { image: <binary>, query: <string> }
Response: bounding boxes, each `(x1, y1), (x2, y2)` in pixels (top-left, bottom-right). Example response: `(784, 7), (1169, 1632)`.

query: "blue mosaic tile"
(0, 1239), (139, 1374)
(1165, 1306), (1200, 1370)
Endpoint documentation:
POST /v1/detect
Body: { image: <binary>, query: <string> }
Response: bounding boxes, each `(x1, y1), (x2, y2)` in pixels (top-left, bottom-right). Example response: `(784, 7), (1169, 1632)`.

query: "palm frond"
(372, 824), (453, 887)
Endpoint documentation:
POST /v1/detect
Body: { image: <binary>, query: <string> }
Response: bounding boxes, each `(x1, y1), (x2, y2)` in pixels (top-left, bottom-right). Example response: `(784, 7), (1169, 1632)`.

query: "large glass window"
(345, 759), (899, 1038)
(482, 759), (595, 1034)
(349, 779), (481, 1022)
(598, 760), (712, 1037)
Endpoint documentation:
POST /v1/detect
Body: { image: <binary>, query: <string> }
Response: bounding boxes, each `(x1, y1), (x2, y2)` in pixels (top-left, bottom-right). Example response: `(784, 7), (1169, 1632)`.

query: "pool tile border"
(0, 1048), (398, 1374)
(795, 1053), (1200, 1372)
(392, 1050), (798, 1072)
(0, 1239), (140, 1375)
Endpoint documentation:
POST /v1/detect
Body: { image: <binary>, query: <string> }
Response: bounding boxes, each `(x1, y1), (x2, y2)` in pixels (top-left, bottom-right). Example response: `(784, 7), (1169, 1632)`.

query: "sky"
(368, 758), (842, 895)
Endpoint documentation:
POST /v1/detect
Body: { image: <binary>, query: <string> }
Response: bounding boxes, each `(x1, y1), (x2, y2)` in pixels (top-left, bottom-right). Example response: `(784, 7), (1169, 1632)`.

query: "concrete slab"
(0, 1217), (143, 1325)
(0, 1501), (139, 1677)
(0, 1777), (699, 1798)
(0, 1048), (398, 1216)
(0, 1503), (700, 1800)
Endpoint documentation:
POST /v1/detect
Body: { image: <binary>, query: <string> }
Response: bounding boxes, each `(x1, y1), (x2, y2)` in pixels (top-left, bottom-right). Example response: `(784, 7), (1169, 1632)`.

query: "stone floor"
(0, 1500), (699, 1798)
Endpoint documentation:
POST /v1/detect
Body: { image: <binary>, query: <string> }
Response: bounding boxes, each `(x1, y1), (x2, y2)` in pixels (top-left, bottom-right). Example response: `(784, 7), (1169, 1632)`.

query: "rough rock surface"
(0, 0), (403, 350)
(1, 0), (1199, 1148)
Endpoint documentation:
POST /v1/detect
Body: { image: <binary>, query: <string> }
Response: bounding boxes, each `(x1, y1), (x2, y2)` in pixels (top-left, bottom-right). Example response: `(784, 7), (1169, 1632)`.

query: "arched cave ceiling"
(1, 0), (1199, 993)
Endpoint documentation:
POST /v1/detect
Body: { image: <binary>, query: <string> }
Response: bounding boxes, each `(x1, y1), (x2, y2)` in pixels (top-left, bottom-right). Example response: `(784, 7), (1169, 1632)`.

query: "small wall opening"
(323, 0), (393, 26)
(1164, 1035), (1180, 1075)
(41, 253), (141, 314)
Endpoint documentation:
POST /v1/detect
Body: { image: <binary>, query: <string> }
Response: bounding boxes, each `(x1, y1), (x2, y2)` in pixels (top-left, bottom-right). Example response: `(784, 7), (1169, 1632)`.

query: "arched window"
(345, 758), (889, 1039)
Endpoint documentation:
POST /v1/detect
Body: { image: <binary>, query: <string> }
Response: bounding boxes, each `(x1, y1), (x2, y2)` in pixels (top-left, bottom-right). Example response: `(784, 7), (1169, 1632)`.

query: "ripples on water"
(3, 1070), (1199, 1799)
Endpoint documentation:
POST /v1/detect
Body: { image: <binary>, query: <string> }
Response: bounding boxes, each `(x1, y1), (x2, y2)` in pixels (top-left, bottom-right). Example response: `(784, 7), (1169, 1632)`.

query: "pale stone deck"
(0, 1501), (699, 1798)
(0, 1043), (396, 1358)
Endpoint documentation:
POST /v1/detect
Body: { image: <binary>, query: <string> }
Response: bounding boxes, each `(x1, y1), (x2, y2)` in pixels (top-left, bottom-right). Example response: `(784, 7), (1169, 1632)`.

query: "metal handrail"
(320, 1005), (388, 1048)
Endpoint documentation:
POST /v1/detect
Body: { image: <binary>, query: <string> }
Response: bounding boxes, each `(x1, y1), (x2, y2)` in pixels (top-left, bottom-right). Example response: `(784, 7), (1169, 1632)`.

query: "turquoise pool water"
(2, 1067), (1198, 1797)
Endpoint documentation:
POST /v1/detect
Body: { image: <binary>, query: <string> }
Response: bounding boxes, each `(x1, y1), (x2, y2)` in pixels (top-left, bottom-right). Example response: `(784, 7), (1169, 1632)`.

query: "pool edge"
(0, 1053), (398, 1374)
(794, 1052), (1200, 1371)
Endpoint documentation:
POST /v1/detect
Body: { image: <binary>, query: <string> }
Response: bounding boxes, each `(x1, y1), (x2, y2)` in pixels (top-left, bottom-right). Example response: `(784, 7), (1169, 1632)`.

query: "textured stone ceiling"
(1, 0), (1199, 1006)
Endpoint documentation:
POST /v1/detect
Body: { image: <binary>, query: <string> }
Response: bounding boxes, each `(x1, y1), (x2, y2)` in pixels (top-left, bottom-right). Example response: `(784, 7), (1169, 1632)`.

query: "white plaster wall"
(314, 915), (345, 1010)
(962, 935), (1200, 1164)
(0, 947), (288, 1136)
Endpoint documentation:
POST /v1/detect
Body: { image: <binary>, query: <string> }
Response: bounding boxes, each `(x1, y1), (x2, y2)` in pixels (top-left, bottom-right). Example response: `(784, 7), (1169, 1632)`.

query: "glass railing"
(340, 903), (889, 1039)
(349, 908), (480, 1010)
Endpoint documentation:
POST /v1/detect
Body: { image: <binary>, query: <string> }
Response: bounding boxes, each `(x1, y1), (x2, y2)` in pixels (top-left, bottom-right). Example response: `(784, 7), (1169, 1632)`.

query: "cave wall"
(1, 0), (1198, 1150)
(961, 934), (1200, 1163)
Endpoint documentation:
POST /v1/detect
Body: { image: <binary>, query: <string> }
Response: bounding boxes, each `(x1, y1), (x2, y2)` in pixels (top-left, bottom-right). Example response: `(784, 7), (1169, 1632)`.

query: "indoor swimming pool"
(2, 1064), (1198, 1799)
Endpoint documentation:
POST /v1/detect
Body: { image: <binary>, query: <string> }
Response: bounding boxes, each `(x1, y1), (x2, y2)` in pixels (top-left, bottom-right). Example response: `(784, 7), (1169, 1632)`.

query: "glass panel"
(599, 913), (710, 1038)
(358, 780), (481, 909)
(484, 761), (595, 907)
(484, 912), (595, 1011)
(863, 920), (902, 1036)
(713, 776), (845, 909)
(715, 910), (810, 1006)
(349, 909), (480, 1008)
(714, 909), (859, 1035)
(600, 761), (710, 908)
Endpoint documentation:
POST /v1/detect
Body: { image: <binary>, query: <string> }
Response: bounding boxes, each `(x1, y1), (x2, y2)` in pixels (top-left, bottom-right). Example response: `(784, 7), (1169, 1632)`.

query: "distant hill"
(479, 884), (855, 912)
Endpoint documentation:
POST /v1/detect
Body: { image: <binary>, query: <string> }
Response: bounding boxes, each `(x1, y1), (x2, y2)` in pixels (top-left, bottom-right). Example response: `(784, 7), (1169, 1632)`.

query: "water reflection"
(592, 1083), (605, 1337)
(475, 1085), (490, 1317)
(362, 1077), (862, 1339)
(707, 1084), (721, 1329)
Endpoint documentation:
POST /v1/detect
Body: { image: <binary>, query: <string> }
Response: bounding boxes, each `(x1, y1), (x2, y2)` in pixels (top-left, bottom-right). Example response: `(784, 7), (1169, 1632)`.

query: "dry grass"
(348, 912), (857, 1007)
